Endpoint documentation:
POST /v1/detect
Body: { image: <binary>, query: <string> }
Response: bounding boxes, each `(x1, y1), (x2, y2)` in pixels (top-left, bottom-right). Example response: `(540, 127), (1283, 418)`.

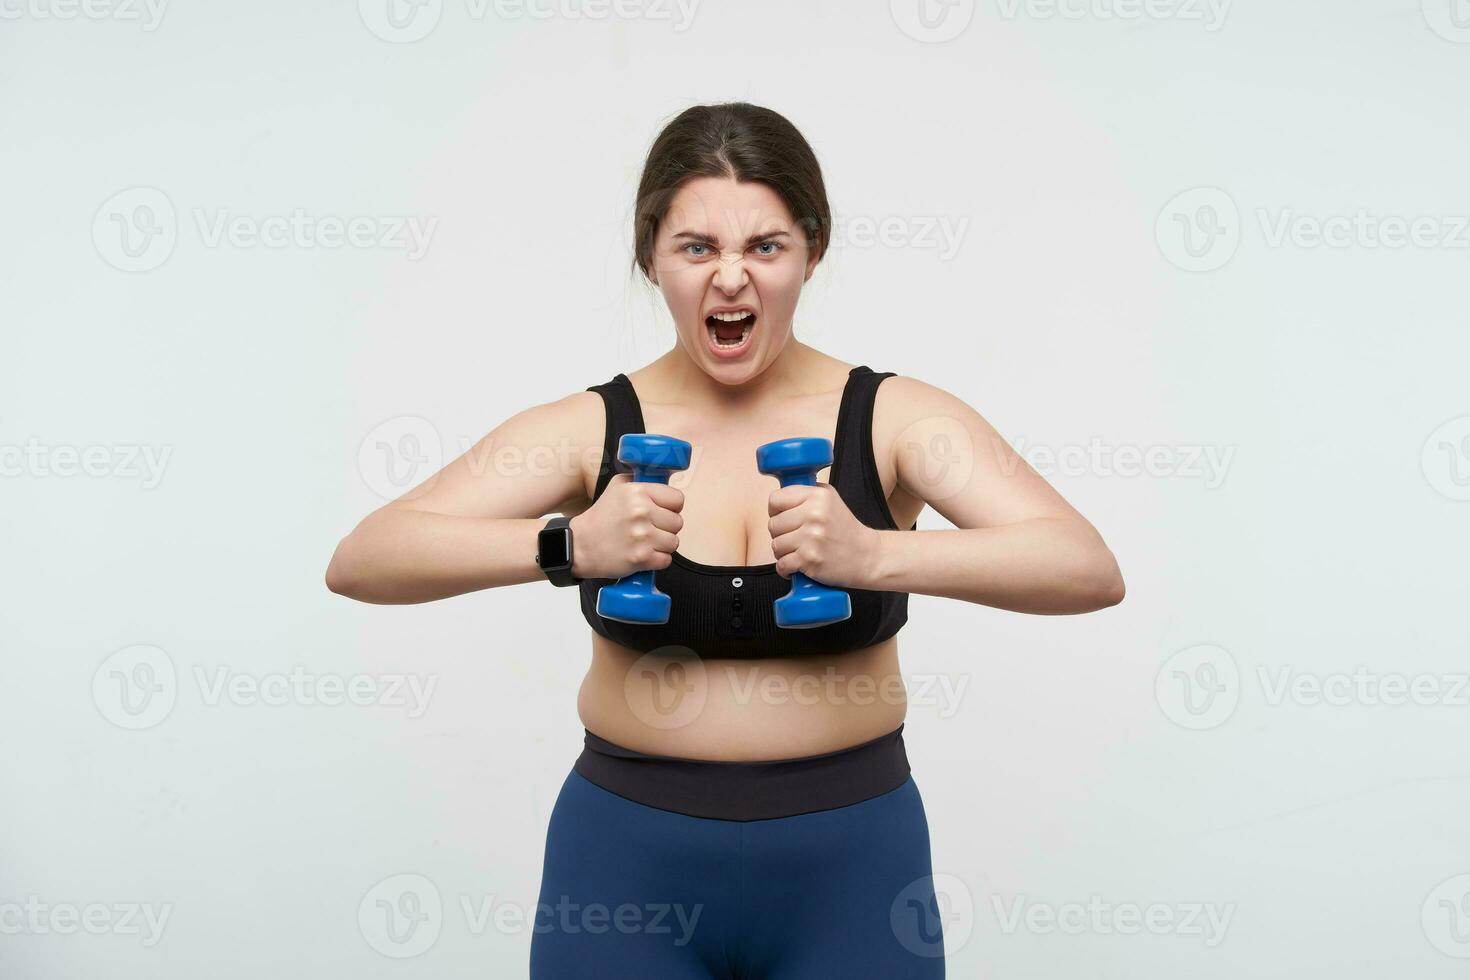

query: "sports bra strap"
(831, 366), (913, 530)
(586, 374), (644, 501)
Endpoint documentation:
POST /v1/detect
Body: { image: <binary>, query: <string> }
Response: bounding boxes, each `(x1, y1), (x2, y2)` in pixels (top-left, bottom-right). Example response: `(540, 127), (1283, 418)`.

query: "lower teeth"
(709, 322), (751, 347)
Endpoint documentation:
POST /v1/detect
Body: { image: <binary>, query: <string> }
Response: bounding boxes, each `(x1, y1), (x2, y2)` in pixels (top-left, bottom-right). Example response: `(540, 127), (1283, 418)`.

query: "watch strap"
(535, 516), (580, 587)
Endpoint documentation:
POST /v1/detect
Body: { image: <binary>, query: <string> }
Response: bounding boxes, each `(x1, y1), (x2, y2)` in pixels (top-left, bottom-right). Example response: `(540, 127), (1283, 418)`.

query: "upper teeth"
(710, 311), (752, 321)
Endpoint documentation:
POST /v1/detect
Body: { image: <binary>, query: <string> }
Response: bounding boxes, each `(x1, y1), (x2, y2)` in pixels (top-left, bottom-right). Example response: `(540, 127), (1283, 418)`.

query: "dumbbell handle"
(763, 441), (852, 629)
(595, 433), (690, 625)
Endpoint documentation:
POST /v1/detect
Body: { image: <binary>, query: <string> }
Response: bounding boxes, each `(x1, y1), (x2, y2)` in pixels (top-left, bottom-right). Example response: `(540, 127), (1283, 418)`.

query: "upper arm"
(878, 375), (1089, 531)
(381, 389), (605, 520)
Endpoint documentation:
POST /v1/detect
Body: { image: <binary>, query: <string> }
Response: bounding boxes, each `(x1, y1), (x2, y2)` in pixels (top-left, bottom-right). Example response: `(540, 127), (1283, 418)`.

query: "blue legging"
(530, 769), (946, 978)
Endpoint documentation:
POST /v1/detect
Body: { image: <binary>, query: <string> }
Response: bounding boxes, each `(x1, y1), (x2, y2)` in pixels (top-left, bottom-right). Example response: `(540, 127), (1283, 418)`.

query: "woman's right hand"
(569, 473), (684, 580)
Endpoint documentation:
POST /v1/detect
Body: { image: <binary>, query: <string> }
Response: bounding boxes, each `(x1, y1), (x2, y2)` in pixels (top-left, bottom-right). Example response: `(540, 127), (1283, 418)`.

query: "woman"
(326, 102), (1124, 978)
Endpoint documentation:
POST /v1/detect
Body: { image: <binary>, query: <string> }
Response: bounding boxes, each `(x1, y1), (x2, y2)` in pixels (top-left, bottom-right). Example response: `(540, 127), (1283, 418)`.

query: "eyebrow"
(671, 230), (791, 246)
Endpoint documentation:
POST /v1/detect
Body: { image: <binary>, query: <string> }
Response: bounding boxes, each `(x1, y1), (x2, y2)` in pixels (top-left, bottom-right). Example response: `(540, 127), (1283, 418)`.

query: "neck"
(653, 338), (826, 409)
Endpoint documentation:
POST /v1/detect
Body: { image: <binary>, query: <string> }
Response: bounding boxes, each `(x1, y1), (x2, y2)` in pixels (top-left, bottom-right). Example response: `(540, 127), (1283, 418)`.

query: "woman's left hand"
(767, 483), (881, 588)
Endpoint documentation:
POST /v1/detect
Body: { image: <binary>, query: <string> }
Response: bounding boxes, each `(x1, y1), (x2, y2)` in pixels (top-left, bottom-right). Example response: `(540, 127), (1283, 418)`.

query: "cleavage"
(671, 455), (834, 568)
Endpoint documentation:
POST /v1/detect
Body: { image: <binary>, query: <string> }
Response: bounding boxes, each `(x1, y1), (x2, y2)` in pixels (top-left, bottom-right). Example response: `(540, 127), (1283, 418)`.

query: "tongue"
(713, 315), (750, 341)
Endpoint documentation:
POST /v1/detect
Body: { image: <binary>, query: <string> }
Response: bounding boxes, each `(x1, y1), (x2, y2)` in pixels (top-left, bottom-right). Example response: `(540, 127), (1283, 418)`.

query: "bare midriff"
(576, 632), (908, 761)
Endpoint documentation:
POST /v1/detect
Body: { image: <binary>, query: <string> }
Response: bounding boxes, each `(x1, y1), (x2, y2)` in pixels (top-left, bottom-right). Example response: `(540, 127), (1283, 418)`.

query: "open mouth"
(705, 312), (756, 352)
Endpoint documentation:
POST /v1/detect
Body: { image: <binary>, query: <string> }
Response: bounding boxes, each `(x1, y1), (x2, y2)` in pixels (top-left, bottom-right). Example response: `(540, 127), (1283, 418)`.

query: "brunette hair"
(631, 102), (832, 281)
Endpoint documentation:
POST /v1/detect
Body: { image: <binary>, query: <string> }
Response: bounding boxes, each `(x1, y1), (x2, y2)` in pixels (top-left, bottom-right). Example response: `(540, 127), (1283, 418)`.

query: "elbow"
(324, 541), (360, 599)
(1054, 532), (1124, 613)
(1088, 552), (1125, 610)
(324, 562), (349, 598)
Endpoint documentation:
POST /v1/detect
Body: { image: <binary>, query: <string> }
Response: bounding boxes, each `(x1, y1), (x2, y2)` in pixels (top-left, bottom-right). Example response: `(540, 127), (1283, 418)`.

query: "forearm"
(866, 518), (1124, 614)
(326, 509), (548, 604)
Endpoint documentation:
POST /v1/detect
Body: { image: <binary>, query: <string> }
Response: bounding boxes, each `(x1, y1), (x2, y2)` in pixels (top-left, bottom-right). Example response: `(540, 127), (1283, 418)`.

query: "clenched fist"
(569, 473), (685, 580)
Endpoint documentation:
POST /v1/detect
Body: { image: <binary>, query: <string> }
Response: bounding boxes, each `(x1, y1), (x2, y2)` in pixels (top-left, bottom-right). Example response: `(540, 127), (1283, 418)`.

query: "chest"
(642, 399), (841, 569)
(672, 452), (835, 567)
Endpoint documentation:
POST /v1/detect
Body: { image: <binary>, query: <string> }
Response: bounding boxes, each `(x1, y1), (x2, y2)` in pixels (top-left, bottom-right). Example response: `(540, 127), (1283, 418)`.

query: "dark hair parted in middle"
(631, 102), (832, 282)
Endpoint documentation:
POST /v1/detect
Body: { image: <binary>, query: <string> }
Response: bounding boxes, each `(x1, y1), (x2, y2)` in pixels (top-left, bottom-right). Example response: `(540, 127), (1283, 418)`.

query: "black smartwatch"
(535, 516), (581, 587)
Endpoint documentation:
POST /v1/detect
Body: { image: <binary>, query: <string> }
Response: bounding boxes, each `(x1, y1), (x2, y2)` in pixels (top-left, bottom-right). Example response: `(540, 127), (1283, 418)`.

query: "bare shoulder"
(867, 372), (982, 526)
(493, 387), (606, 452)
(527, 388), (608, 509)
(869, 372), (1015, 516)
(488, 385), (614, 514)
(872, 372), (990, 442)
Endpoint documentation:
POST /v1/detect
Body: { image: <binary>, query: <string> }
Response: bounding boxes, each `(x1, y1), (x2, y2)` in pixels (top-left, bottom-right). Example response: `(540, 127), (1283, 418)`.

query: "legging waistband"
(572, 724), (911, 821)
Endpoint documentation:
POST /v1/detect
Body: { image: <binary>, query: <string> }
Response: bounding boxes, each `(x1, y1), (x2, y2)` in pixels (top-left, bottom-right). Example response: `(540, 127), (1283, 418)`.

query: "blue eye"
(682, 241), (783, 257)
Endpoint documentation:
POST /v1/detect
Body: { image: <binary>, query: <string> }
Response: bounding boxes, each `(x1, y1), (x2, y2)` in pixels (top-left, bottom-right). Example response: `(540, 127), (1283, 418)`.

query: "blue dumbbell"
(755, 437), (853, 629)
(596, 433), (693, 625)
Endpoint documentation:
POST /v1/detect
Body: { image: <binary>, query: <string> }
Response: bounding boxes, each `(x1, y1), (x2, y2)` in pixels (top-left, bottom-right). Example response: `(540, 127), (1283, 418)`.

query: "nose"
(712, 249), (749, 292)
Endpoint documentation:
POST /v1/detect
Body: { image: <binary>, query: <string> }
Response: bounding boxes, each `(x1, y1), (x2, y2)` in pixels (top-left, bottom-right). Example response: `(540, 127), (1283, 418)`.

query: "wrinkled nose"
(713, 250), (749, 291)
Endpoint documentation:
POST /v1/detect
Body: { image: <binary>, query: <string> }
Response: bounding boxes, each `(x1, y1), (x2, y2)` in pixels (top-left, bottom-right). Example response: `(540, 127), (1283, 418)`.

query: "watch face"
(538, 528), (570, 568)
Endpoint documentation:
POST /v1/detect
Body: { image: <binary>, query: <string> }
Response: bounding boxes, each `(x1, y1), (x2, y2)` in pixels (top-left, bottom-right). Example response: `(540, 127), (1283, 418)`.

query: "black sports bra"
(577, 365), (918, 660)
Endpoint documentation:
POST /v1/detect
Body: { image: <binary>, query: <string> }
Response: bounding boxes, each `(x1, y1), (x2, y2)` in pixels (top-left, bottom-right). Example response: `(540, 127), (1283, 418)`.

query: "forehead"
(661, 176), (794, 238)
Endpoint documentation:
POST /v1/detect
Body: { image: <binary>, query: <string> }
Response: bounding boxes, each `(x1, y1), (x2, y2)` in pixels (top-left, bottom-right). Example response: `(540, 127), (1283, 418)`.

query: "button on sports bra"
(577, 365), (917, 660)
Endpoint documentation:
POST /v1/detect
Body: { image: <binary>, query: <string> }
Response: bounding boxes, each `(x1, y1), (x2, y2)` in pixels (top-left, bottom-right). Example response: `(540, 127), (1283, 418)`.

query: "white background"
(3, 0), (1469, 976)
